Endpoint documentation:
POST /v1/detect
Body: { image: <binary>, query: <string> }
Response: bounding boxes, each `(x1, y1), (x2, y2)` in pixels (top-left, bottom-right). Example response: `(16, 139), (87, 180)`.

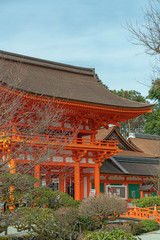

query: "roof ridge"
(0, 50), (95, 76)
(114, 155), (159, 164)
(130, 132), (160, 140)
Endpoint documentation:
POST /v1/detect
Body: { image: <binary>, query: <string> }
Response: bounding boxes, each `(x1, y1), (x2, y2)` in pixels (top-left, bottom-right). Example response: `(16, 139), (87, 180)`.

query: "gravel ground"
(0, 226), (29, 236)
(138, 229), (160, 240)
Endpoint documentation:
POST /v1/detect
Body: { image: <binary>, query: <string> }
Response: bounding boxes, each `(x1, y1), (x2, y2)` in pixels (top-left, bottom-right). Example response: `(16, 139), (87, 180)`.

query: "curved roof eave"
(0, 50), (154, 111)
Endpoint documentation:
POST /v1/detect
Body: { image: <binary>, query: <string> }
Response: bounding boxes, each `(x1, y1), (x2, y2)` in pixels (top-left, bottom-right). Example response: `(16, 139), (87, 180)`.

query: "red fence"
(120, 206), (160, 223)
(0, 132), (118, 150)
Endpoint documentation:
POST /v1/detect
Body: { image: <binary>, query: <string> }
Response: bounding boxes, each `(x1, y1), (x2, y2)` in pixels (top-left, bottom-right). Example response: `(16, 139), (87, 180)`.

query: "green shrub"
(10, 207), (58, 239)
(12, 207), (80, 239)
(133, 196), (160, 208)
(0, 173), (39, 210)
(132, 219), (159, 235)
(24, 187), (80, 209)
(77, 216), (100, 232)
(0, 237), (11, 240)
(132, 221), (144, 235)
(141, 219), (159, 232)
(0, 235), (45, 240)
(84, 228), (140, 240)
(54, 207), (79, 239)
(125, 220), (139, 234)
(0, 226), (7, 234)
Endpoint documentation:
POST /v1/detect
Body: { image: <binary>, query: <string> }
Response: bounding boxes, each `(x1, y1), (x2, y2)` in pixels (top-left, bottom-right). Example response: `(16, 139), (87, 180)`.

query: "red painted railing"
(120, 206), (160, 223)
(0, 132), (118, 150)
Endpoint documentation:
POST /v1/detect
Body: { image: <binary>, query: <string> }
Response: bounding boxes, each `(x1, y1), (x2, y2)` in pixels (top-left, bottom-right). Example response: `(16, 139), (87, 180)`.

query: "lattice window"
(106, 185), (127, 199)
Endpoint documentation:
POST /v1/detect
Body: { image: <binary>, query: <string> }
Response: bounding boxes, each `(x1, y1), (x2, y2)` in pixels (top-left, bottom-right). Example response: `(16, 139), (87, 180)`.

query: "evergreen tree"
(111, 89), (147, 138)
(144, 79), (160, 135)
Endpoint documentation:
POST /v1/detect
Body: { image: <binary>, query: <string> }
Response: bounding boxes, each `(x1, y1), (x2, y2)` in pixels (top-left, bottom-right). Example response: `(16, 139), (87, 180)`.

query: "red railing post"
(122, 205), (160, 223)
(153, 205), (158, 221)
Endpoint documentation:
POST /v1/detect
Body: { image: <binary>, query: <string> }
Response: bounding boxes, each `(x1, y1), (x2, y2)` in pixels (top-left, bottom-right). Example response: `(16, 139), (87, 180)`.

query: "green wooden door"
(100, 183), (104, 193)
(92, 183), (104, 193)
(153, 191), (157, 196)
(129, 184), (140, 199)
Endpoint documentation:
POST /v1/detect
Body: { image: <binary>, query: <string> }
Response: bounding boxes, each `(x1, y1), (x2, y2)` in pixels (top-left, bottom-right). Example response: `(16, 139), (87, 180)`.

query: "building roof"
(97, 126), (159, 158)
(100, 156), (160, 176)
(129, 136), (160, 158)
(100, 159), (122, 175)
(97, 126), (142, 152)
(129, 133), (160, 140)
(117, 150), (156, 158)
(97, 126), (160, 176)
(0, 50), (154, 110)
(96, 127), (115, 141)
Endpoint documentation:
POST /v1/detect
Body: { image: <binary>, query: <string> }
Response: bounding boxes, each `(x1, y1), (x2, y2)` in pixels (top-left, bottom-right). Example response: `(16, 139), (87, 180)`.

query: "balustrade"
(120, 206), (160, 223)
(0, 131), (118, 150)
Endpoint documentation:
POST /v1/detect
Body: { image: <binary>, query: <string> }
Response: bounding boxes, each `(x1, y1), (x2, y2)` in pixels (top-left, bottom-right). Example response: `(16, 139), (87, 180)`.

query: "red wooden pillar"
(34, 164), (40, 187)
(10, 159), (16, 174)
(94, 163), (100, 195)
(87, 176), (90, 197)
(59, 172), (64, 192)
(80, 175), (84, 200)
(74, 162), (81, 200)
(9, 159), (16, 211)
(46, 170), (51, 186)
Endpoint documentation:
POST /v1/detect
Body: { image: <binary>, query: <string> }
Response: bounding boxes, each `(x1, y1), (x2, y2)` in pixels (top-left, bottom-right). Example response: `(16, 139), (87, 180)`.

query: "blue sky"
(0, 0), (152, 97)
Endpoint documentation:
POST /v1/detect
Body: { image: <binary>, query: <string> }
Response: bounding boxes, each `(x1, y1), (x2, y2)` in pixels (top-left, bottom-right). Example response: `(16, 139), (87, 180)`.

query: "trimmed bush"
(132, 219), (159, 235)
(0, 173), (39, 209)
(132, 221), (144, 235)
(54, 207), (79, 239)
(11, 207), (58, 239)
(11, 207), (80, 239)
(24, 187), (80, 209)
(133, 196), (160, 208)
(0, 236), (45, 240)
(84, 228), (139, 240)
(0, 226), (7, 234)
(77, 216), (100, 232)
(104, 222), (132, 233)
(141, 219), (159, 232)
(125, 220), (138, 234)
(79, 193), (127, 228)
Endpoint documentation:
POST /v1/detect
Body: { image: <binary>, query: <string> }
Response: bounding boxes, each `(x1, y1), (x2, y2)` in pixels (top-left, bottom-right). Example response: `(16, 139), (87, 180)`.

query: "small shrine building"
(96, 127), (160, 202)
(0, 50), (154, 201)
